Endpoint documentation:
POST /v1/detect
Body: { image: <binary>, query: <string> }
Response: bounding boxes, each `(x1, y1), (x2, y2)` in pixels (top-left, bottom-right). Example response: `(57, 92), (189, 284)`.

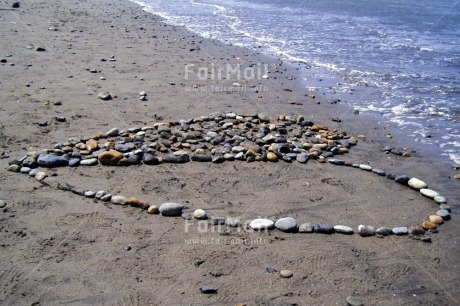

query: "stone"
(29, 169), (39, 177)
(296, 153), (309, 163)
(8, 164), (20, 172)
(57, 182), (74, 191)
(106, 127), (119, 137)
(111, 195), (127, 205)
(395, 175), (410, 185)
(35, 46), (46, 52)
(20, 167), (31, 173)
(95, 190), (106, 199)
(334, 225), (354, 235)
(100, 194), (112, 202)
(159, 203), (184, 216)
(22, 155), (37, 168)
(328, 158), (345, 165)
(148, 205), (159, 214)
(279, 270), (293, 278)
(258, 113), (270, 123)
(421, 221), (437, 230)
(115, 143), (135, 153)
(346, 295), (363, 306)
(249, 218), (275, 230)
(359, 164), (372, 171)
(191, 154), (212, 162)
(0, 200), (6, 208)
(419, 189), (439, 199)
(143, 153), (161, 165)
(35, 172), (48, 181)
(138, 201), (150, 210)
(127, 154), (142, 165)
(98, 150), (128, 166)
(439, 204), (451, 212)
(55, 116), (66, 122)
(193, 209), (207, 220)
(199, 286), (217, 294)
(274, 217), (298, 232)
(86, 139), (98, 152)
(392, 227), (408, 235)
(84, 191), (96, 198)
(37, 154), (68, 167)
(408, 227), (425, 235)
(298, 223), (314, 233)
(127, 197), (140, 207)
(372, 169), (386, 176)
(408, 178), (428, 190)
(212, 156), (225, 163)
(376, 227), (392, 236)
(436, 209), (450, 220)
(358, 225), (375, 237)
(313, 224), (334, 234)
(433, 196), (447, 204)
(225, 218), (241, 227)
(69, 158), (80, 167)
(163, 154), (190, 163)
(80, 158), (98, 166)
(12, 2), (20, 8)
(267, 152), (278, 162)
(98, 92), (112, 100)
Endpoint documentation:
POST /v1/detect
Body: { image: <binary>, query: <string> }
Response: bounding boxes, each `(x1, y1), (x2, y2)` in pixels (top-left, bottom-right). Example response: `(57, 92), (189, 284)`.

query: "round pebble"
(392, 227), (408, 235)
(421, 221), (437, 230)
(147, 205), (159, 214)
(0, 200), (6, 208)
(193, 209), (207, 220)
(433, 196), (447, 204)
(376, 227), (392, 236)
(429, 215), (444, 224)
(419, 188), (439, 199)
(358, 225), (375, 237)
(436, 209), (451, 220)
(408, 178), (428, 190)
(111, 195), (127, 205)
(279, 270), (293, 278)
(159, 203), (184, 216)
(274, 217), (298, 232)
(249, 218), (275, 230)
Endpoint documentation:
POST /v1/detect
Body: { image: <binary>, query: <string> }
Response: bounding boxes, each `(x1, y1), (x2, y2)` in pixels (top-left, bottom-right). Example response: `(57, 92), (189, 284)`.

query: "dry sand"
(0, 0), (459, 305)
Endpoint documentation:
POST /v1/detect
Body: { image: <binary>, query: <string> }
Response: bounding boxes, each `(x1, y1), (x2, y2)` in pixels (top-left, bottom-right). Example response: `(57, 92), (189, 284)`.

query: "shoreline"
(0, 0), (458, 304)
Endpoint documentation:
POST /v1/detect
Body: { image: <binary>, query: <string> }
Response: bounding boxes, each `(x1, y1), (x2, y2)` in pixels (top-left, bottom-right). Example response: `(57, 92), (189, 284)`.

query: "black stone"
(163, 154), (190, 163)
(313, 224), (334, 234)
(143, 153), (161, 165)
(395, 175), (410, 185)
(128, 154), (142, 165)
(200, 286), (218, 294)
(57, 182), (74, 191)
(191, 154), (212, 162)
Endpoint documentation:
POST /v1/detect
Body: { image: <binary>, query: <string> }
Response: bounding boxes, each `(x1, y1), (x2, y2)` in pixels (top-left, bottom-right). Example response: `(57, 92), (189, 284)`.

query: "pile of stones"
(6, 112), (452, 240)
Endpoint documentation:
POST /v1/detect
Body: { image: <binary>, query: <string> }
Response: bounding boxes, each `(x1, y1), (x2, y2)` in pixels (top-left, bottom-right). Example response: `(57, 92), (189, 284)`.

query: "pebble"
(0, 200), (6, 208)
(193, 209), (207, 220)
(395, 175), (410, 185)
(274, 217), (298, 232)
(163, 154), (190, 163)
(392, 227), (408, 235)
(296, 153), (309, 163)
(372, 168), (386, 176)
(35, 172), (48, 181)
(249, 218), (275, 230)
(225, 218), (241, 227)
(159, 203), (184, 216)
(20, 167), (31, 174)
(346, 295), (363, 306)
(143, 153), (161, 165)
(106, 127), (119, 137)
(420, 188), (439, 199)
(421, 221), (437, 230)
(433, 196), (447, 204)
(328, 158), (345, 165)
(408, 178), (428, 190)
(8, 164), (20, 172)
(358, 225), (375, 237)
(98, 150), (128, 166)
(334, 225), (354, 235)
(375, 227), (392, 236)
(69, 158), (80, 167)
(191, 154), (212, 162)
(147, 205), (159, 214)
(84, 191), (96, 198)
(279, 270), (293, 278)
(98, 92), (112, 100)
(199, 286), (218, 294)
(267, 152), (278, 162)
(359, 164), (372, 171)
(298, 223), (314, 233)
(80, 158), (98, 166)
(436, 209), (450, 220)
(95, 190), (106, 199)
(408, 227), (425, 235)
(37, 154), (68, 167)
(29, 169), (39, 177)
(110, 195), (127, 205)
(100, 194), (112, 202)
(313, 224), (335, 234)
(439, 204), (451, 212)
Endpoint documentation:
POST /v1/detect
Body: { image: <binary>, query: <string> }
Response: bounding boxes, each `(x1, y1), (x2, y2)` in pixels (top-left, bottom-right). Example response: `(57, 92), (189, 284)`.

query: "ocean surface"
(131, 0), (460, 164)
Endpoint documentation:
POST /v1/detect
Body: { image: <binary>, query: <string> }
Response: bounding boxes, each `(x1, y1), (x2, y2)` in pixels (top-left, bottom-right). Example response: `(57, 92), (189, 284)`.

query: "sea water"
(131, 0), (460, 164)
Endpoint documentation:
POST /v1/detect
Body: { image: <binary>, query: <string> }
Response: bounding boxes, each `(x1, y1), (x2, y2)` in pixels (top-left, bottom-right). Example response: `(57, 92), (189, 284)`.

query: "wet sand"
(0, 0), (459, 305)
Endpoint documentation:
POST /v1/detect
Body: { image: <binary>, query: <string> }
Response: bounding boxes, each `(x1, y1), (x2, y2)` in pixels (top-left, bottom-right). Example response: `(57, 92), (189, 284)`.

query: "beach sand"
(0, 0), (459, 305)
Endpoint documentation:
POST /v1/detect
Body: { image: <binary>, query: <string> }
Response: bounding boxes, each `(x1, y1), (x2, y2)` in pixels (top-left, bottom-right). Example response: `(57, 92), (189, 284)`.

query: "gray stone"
(408, 178), (428, 190)
(163, 154), (190, 163)
(436, 209), (450, 220)
(95, 190), (106, 199)
(346, 295), (363, 306)
(433, 196), (447, 204)
(358, 225), (375, 237)
(249, 218), (275, 230)
(372, 168), (386, 176)
(334, 225), (354, 235)
(37, 154), (68, 168)
(274, 217), (298, 232)
(22, 155), (37, 168)
(68, 158), (80, 167)
(29, 169), (39, 177)
(199, 286), (218, 294)
(258, 113), (270, 123)
(85, 191), (96, 198)
(191, 154), (212, 162)
(115, 143), (135, 153)
(328, 158), (345, 165)
(20, 167), (31, 173)
(8, 164), (20, 172)
(298, 223), (314, 233)
(159, 203), (184, 216)
(143, 153), (161, 165)
(392, 227), (408, 235)
(376, 227), (392, 236)
(296, 153), (309, 163)
(212, 156), (225, 163)
(100, 194), (112, 202)
(106, 127), (119, 137)
(0, 200), (6, 208)
(313, 224), (334, 234)
(181, 213), (192, 220)
(408, 227), (425, 236)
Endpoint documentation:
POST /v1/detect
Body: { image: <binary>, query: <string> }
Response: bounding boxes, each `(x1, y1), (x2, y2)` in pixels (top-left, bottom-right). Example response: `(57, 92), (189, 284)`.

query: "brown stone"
(454, 174), (460, 180)
(421, 221), (437, 230)
(98, 150), (126, 166)
(402, 152), (411, 157)
(86, 139), (98, 152)
(267, 152), (278, 162)
(138, 201), (150, 210)
(429, 215), (444, 225)
(147, 205), (159, 214)
(128, 197), (140, 207)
